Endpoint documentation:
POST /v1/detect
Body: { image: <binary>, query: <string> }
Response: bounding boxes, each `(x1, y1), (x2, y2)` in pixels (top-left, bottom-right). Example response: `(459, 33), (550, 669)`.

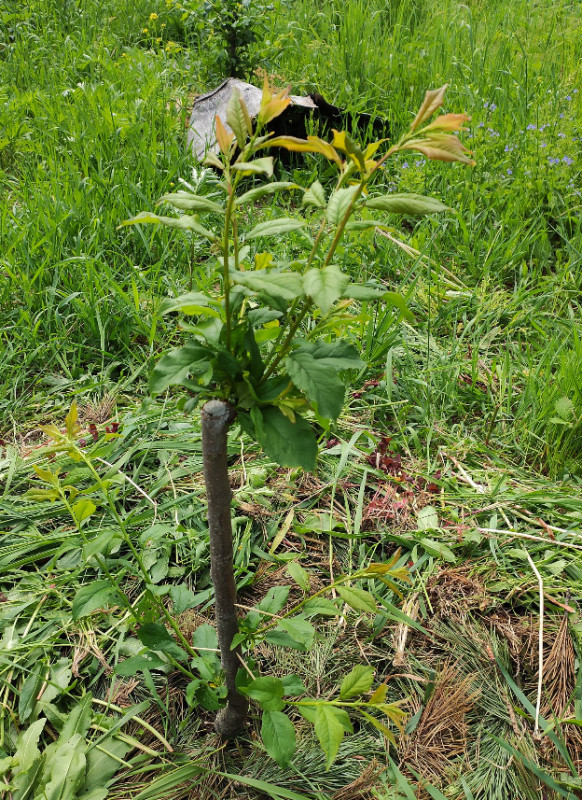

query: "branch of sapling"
(222, 184), (236, 351)
(262, 174), (367, 381)
(220, 107), (271, 355)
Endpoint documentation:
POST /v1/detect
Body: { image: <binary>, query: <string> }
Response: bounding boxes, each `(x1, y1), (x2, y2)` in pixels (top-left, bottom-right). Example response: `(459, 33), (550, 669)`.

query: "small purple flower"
(566, 95), (572, 101)
(484, 101), (489, 108)
(541, 142), (547, 147)
(478, 122), (485, 128)
(559, 113), (564, 118)
(526, 123), (537, 131)
(506, 169), (513, 175)
(562, 156), (573, 165)
(504, 145), (512, 152)
(401, 161), (409, 169)
(574, 89), (579, 94)
(414, 159), (426, 167)
(548, 157), (560, 165)
(558, 132), (566, 138)
(490, 103), (497, 111)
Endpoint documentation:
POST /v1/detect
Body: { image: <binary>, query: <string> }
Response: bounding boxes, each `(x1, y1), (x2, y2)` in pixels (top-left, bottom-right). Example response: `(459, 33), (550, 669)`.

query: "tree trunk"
(201, 400), (249, 737)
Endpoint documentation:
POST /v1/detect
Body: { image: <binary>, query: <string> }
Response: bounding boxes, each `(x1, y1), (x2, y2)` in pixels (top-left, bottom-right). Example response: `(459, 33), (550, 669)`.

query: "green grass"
(1, 0), (582, 797)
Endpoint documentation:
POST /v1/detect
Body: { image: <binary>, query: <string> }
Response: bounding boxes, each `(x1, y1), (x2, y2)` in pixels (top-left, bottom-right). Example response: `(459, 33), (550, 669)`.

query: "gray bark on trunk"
(201, 400), (249, 737)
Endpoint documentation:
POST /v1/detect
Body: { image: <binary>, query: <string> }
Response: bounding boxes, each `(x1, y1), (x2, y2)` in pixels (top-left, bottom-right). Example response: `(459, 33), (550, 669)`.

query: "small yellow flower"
(143, 27), (149, 33)
(121, 53), (127, 58)
(149, 12), (158, 20)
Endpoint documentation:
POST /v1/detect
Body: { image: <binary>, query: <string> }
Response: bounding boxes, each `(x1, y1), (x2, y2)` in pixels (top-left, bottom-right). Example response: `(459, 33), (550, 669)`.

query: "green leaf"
(58, 694), (94, 739)
(296, 704), (317, 723)
(360, 710), (396, 743)
(157, 191), (224, 214)
(261, 710), (296, 767)
(281, 674), (306, 696)
(33, 465), (60, 487)
(285, 352), (345, 420)
(43, 733), (86, 800)
(84, 736), (132, 794)
(417, 505), (439, 530)
(336, 585), (377, 613)
(314, 705), (346, 769)
(72, 498), (96, 526)
(286, 561), (310, 591)
(292, 340), (363, 370)
(244, 676), (285, 711)
(203, 151), (224, 170)
(170, 585), (198, 614)
(82, 529), (119, 561)
(276, 617), (315, 650)
(12, 717), (46, 772)
(302, 180), (326, 208)
(24, 487), (60, 502)
(236, 182), (298, 206)
(339, 665), (375, 699)
(159, 292), (220, 317)
(232, 157), (274, 177)
(186, 317), (223, 347)
(72, 581), (122, 620)
(555, 396), (576, 421)
(285, 340), (363, 419)
(326, 185), (360, 225)
(19, 666), (43, 723)
(149, 342), (213, 394)
(245, 217), (306, 240)
(365, 193), (449, 215)
(231, 270), (304, 301)
(303, 597), (341, 617)
(257, 586), (291, 615)
(191, 623), (219, 652)
(120, 211), (217, 241)
(252, 407), (317, 471)
(137, 623), (188, 661)
(420, 538), (456, 563)
(303, 265), (349, 314)
(264, 629), (310, 651)
(226, 87), (250, 146)
(342, 285), (414, 320)
(243, 585), (291, 634)
(344, 219), (384, 231)
(115, 652), (167, 675)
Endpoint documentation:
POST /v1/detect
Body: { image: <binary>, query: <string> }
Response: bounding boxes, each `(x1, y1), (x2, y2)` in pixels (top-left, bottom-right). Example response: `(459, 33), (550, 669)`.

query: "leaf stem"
(223, 184), (235, 351)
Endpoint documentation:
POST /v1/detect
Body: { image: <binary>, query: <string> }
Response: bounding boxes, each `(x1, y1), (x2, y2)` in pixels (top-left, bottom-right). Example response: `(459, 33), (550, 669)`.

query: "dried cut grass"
(79, 392), (117, 424)
(425, 565), (491, 621)
(532, 613), (582, 770)
(331, 759), (380, 800)
(399, 661), (480, 782)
